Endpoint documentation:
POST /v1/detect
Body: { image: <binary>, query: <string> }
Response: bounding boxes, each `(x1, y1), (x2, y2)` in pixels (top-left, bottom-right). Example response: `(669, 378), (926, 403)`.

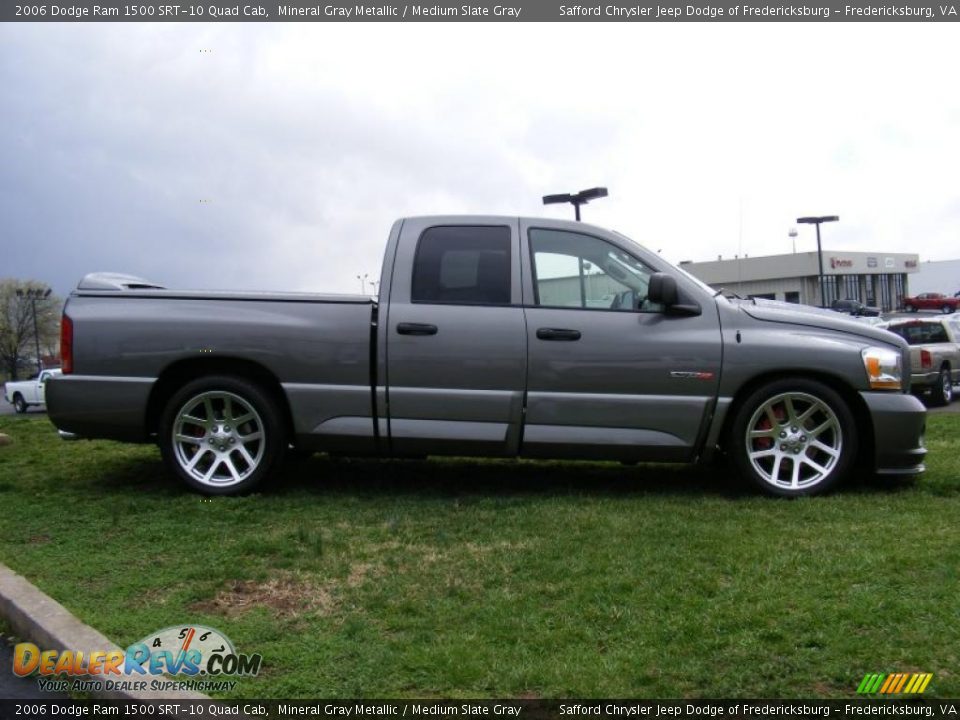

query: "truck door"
(384, 219), (526, 456)
(519, 221), (722, 462)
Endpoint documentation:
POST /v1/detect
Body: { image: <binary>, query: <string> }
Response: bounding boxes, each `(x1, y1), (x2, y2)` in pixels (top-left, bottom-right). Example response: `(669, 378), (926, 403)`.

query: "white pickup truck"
(4, 368), (62, 413)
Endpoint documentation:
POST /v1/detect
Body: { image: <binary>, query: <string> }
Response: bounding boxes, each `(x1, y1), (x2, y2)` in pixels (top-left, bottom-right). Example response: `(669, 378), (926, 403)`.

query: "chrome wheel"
(172, 391), (265, 488)
(745, 391), (842, 491)
(930, 368), (953, 406)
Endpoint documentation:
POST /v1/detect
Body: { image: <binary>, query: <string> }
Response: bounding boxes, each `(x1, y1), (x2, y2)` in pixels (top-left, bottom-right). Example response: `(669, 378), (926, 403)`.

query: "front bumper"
(860, 391), (927, 475)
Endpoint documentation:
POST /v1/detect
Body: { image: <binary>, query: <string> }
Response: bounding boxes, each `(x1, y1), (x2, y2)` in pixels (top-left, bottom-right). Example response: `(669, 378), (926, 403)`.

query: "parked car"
(831, 298), (881, 317)
(4, 368), (62, 413)
(902, 292), (960, 314)
(46, 216), (926, 498)
(882, 317), (960, 406)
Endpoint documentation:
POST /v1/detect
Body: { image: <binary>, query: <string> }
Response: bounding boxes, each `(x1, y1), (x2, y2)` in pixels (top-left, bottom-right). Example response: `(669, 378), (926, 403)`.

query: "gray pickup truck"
(47, 216), (926, 497)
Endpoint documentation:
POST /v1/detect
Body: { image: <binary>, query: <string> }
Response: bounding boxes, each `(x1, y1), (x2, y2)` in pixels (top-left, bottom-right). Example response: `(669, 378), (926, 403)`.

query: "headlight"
(862, 347), (902, 391)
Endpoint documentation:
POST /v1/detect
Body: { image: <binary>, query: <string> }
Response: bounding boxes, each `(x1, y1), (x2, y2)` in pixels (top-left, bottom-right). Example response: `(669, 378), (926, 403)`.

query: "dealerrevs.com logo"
(857, 672), (934, 695)
(13, 624), (262, 694)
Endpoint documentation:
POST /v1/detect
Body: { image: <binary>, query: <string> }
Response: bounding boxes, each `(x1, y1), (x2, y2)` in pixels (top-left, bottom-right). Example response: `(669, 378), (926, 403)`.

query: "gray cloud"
(2, 23), (960, 299)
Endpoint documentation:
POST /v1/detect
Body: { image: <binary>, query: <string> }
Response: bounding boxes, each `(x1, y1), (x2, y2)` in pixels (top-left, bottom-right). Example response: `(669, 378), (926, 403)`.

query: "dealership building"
(681, 250), (920, 311)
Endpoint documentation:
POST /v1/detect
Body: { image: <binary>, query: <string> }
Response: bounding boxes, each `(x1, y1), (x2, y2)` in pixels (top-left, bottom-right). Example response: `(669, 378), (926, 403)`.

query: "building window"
(842, 275), (859, 301)
(785, 291), (800, 304)
(879, 275), (892, 311)
(893, 274), (906, 310)
(864, 275), (875, 305)
(822, 276), (839, 306)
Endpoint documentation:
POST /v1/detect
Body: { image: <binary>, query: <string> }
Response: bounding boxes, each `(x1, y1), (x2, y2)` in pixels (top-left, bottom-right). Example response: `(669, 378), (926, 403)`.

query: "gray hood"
(737, 299), (903, 348)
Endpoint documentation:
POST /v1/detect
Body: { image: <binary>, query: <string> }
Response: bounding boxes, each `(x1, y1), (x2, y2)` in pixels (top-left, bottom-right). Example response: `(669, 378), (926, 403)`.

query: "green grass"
(0, 415), (958, 699)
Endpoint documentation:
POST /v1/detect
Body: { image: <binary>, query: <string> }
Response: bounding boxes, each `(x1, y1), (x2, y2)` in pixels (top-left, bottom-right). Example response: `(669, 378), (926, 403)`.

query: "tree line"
(0, 279), (63, 382)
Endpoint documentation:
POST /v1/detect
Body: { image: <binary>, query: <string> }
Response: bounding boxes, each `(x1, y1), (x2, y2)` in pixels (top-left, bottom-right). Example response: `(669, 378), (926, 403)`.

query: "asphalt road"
(0, 636), (67, 700)
(0, 403), (46, 417)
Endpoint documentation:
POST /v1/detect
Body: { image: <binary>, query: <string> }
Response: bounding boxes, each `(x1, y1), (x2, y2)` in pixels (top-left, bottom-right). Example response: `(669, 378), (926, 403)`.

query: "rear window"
(411, 226), (512, 305)
(886, 322), (949, 345)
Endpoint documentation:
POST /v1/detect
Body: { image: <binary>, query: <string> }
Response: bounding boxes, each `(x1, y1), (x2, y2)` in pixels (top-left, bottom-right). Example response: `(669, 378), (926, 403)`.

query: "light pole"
(797, 215), (839, 307)
(15, 286), (51, 374)
(356, 273), (369, 294)
(543, 187), (608, 221)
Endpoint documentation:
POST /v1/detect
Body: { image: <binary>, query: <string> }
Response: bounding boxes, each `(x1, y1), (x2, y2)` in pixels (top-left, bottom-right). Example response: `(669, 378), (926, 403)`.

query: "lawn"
(0, 415), (958, 699)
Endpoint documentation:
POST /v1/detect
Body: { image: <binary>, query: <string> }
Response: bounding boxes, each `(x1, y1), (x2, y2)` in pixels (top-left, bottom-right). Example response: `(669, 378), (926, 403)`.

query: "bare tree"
(0, 279), (62, 381)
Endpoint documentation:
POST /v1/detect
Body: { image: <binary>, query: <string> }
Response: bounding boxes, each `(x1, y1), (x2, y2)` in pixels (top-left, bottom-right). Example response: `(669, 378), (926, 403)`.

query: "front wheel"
(943, 305), (952, 314)
(928, 367), (953, 407)
(159, 375), (286, 495)
(12, 394), (27, 414)
(906, 304), (916, 312)
(730, 379), (857, 497)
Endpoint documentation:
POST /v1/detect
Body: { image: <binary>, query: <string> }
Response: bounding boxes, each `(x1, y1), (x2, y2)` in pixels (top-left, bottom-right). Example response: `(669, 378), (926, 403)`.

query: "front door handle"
(397, 322), (438, 336)
(536, 328), (581, 341)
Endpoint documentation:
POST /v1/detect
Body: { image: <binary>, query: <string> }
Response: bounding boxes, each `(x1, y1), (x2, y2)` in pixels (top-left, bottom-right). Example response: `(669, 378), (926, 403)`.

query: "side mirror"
(647, 273), (678, 306)
(646, 272), (702, 317)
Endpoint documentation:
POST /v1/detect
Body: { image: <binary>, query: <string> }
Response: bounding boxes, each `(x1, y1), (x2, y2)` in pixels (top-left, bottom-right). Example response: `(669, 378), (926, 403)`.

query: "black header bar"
(1, 0), (958, 22)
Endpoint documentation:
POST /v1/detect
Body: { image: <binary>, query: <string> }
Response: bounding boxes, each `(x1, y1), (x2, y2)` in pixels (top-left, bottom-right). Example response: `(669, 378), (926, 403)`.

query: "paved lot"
(0, 637), (67, 700)
(0, 403), (46, 417)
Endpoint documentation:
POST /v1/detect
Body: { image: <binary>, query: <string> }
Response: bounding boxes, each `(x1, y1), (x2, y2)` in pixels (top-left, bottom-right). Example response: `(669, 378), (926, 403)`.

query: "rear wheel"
(928, 367), (953, 407)
(943, 305), (952, 314)
(730, 379), (857, 497)
(159, 375), (286, 495)
(12, 394), (26, 414)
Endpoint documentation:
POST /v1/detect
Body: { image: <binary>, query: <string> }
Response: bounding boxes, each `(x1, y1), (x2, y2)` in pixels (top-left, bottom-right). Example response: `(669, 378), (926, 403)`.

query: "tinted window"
(529, 228), (659, 312)
(411, 226), (511, 305)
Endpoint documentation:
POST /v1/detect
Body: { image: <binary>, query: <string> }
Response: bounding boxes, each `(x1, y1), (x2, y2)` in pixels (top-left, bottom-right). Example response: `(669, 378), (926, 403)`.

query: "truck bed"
(48, 290), (377, 449)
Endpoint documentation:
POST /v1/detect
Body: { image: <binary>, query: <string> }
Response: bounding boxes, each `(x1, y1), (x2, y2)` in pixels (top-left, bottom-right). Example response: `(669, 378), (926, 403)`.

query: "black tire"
(906, 304), (916, 312)
(729, 378), (858, 498)
(12, 394), (27, 414)
(943, 305), (952, 314)
(159, 375), (286, 495)
(928, 367), (953, 407)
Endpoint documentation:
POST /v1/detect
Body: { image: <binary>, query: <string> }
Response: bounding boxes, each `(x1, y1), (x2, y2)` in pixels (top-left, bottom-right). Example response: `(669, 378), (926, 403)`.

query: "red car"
(902, 292), (960, 313)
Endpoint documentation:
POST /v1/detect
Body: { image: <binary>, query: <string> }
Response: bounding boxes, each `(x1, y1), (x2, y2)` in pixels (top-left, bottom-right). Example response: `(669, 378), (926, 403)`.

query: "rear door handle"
(536, 328), (581, 341)
(397, 322), (438, 336)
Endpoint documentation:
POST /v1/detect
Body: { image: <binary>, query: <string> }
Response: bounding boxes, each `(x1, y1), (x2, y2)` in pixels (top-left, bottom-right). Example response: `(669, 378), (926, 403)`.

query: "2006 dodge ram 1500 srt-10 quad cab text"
(47, 216), (927, 497)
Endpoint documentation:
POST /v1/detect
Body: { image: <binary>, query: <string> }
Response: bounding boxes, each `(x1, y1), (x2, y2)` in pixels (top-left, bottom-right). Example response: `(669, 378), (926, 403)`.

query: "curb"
(0, 563), (209, 701)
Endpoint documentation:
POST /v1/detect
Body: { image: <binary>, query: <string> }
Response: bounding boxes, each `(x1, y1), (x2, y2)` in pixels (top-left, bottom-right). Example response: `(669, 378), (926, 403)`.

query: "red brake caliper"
(754, 402), (785, 451)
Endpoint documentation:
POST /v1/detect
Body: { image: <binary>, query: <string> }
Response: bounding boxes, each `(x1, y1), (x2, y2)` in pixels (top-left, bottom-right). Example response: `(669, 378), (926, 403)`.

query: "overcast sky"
(2, 22), (959, 296)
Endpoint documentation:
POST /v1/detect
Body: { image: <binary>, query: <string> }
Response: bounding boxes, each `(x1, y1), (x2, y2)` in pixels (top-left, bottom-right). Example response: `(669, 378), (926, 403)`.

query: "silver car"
(883, 316), (960, 406)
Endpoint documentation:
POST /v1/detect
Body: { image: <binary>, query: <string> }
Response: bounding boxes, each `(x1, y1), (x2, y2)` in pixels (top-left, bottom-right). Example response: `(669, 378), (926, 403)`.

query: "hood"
(737, 298), (903, 347)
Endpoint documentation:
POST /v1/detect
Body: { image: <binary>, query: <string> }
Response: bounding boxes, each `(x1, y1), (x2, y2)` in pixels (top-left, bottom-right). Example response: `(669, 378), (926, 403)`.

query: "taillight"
(61, 314), (73, 374)
(920, 349), (932, 370)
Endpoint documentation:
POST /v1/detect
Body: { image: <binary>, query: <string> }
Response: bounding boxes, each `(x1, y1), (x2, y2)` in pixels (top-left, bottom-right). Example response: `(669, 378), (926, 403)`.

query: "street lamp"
(15, 286), (52, 374)
(356, 273), (369, 294)
(797, 215), (839, 307)
(543, 187), (608, 221)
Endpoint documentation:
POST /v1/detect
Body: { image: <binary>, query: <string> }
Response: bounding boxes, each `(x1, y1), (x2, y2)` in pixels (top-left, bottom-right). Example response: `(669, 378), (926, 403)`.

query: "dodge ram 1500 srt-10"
(47, 216), (926, 497)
